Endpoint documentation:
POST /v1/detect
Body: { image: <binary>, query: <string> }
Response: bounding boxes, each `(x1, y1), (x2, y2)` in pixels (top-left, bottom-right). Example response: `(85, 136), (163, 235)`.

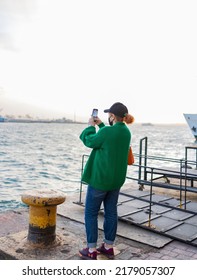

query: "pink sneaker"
(97, 243), (114, 259)
(79, 248), (97, 260)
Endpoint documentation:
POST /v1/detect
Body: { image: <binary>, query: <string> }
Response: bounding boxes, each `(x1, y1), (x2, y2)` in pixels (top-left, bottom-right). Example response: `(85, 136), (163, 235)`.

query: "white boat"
(183, 113), (197, 142)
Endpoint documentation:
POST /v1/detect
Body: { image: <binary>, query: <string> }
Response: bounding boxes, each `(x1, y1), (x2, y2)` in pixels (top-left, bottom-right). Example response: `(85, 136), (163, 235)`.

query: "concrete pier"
(0, 186), (197, 260)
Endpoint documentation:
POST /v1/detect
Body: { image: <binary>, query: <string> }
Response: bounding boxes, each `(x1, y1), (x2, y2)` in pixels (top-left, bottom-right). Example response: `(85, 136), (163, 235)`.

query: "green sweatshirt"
(79, 122), (131, 191)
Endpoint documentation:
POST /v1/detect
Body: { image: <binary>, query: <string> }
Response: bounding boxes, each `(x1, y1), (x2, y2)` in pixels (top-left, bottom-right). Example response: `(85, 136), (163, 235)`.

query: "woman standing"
(79, 102), (134, 260)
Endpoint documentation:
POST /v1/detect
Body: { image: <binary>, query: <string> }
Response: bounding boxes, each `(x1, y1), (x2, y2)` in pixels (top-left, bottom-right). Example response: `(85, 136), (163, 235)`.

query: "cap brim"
(104, 109), (110, 113)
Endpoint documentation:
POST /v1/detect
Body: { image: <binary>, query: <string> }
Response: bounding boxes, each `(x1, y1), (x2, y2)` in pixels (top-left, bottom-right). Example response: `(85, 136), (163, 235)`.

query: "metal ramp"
(113, 190), (197, 246)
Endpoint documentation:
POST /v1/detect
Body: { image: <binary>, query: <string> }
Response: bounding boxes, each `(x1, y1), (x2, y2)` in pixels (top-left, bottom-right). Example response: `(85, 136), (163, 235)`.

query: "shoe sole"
(97, 251), (114, 259)
(79, 252), (97, 260)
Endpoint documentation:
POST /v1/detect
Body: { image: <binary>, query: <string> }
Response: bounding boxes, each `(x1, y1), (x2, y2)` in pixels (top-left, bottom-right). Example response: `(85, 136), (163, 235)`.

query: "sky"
(0, 0), (197, 123)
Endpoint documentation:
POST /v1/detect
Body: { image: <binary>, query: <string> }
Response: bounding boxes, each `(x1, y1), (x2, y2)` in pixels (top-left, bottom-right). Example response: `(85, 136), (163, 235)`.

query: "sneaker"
(79, 248), (97, 260)
(97, 243), (114, 259)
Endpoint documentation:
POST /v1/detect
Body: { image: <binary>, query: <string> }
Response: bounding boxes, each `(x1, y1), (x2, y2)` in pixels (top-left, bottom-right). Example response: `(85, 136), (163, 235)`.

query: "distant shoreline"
(1, 119), (86, 124)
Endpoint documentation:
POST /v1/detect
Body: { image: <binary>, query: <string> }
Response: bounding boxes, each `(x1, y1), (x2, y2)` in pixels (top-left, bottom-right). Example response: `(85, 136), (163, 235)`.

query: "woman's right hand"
(94, 117), (102, 126)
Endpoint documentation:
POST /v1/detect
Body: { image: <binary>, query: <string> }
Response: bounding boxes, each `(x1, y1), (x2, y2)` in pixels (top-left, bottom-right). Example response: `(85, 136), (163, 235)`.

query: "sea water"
(0, 122), (196, 212)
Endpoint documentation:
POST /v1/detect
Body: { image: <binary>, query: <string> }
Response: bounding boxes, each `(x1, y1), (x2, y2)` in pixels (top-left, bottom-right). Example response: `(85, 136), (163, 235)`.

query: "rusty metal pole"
(21, 189), (66, 245)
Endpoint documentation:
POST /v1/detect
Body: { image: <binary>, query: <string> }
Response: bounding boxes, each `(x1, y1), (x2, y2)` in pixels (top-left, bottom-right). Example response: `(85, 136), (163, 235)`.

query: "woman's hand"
(88, 117), (96, 126)
(88, 117), (102, 126)
(94, 117), (102, 126)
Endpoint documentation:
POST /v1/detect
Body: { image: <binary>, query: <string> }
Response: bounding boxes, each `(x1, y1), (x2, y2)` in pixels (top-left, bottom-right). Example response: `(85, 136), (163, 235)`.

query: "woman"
(79, 102), (134, 260)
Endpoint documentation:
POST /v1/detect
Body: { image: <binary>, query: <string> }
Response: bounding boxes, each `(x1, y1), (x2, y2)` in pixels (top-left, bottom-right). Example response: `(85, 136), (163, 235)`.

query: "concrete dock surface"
(1, 187), (197, 260)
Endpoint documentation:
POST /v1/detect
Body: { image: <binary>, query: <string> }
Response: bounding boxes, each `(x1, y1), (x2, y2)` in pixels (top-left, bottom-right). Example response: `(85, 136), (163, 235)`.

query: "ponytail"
(124, 114), (134, 125)
(114, 113), (135, 124)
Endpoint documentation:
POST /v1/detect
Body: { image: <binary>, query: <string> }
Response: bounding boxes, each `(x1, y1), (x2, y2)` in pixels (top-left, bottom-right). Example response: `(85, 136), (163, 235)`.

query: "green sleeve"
(79, 123), (107, 149)
(79, 126), (96, 146)
(98, 122), (105, 129)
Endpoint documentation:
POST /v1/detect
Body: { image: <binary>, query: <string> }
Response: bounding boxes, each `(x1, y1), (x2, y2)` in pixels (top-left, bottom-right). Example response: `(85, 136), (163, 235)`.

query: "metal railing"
(77, 138), (197, 210)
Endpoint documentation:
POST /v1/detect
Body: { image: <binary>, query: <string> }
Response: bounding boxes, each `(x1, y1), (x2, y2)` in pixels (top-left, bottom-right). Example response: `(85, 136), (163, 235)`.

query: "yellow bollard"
(21, 189), (66, 245)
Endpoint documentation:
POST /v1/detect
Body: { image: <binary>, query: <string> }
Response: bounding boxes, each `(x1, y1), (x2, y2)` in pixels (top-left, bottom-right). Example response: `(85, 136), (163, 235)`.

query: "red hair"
(124, 114), (134, 124)
(115, 113), (135, 124)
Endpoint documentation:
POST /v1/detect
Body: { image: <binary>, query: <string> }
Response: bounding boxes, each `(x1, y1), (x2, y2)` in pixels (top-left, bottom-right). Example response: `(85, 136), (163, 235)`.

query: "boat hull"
(184, 113), (197, 142)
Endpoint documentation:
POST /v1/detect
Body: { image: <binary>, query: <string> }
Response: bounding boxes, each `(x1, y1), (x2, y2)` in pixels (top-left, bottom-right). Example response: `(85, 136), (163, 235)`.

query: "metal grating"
(117, 190), (197, 246)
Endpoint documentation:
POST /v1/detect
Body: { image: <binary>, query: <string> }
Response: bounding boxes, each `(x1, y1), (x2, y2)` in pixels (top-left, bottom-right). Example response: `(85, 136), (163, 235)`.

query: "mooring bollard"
(21, 189), (66, 245)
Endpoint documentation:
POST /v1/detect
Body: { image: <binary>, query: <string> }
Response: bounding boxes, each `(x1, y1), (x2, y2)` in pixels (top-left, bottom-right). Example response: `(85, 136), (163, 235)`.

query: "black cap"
(104, 102), (128, 118)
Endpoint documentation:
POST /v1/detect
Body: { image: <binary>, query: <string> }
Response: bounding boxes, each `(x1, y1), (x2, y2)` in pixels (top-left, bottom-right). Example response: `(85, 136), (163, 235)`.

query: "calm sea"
(0, 122), (196, 212)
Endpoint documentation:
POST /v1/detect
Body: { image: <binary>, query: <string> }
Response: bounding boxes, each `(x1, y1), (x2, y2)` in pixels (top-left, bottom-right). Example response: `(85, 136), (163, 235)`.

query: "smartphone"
(91, 108), (98, 118)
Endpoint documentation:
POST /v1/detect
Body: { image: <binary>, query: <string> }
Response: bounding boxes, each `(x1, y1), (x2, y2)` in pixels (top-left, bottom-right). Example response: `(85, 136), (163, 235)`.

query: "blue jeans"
(85, 185), (120, 248)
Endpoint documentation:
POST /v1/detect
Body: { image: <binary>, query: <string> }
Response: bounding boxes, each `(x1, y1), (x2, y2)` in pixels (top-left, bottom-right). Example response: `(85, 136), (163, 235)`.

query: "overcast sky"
(0, 0), (197, 123)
